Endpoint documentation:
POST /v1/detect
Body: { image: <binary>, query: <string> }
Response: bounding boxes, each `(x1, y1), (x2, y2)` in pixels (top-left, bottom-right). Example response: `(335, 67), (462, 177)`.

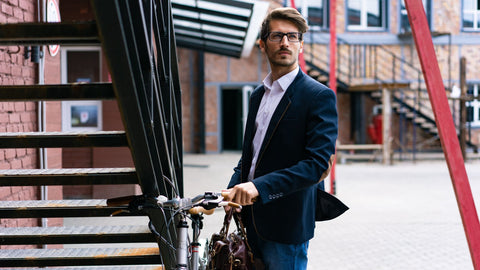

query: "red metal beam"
(329, 0), (337, 194)
(404, 0), (480, 268)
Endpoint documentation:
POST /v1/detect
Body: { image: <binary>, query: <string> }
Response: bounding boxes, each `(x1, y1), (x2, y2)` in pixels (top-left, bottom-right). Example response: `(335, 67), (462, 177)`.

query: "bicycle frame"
(108, 192), (236, 269)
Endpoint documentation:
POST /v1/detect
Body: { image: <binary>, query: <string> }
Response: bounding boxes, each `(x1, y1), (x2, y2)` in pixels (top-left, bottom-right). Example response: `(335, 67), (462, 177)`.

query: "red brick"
(25, 102), (36, 111)
(6, 102), (15, 111)
(0, 113), (9, 123)
(6, 16), (18, 23)
(22, 155), (35, 168)
(10, 186), (22, 194)
(4, 149), (15, 160)
(0, 11), (6, 23)
(2, 3), (13, 15)
(8, 0), (18, 6)
(13, 77), (24, 85)
(0, 187), (11, 199)
(8, 113), (20, 123)
(18, 0), (33, 12)
(16, 148), (26, 157)
(0, 64), (9, 74)
(3, 77), (12, 84)
(13, 7), (22, 20)
(0, 162), (11, 170)
(20, 112), (31, 122)
(14, 102), (25, 112)
(10, 159), (22, 169)
(21, 67), (31, 77)
(23, 10), (33, 22)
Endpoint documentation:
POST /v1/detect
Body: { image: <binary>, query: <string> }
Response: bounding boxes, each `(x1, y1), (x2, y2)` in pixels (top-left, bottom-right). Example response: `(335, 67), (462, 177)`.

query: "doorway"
(221, 86), (252, 151)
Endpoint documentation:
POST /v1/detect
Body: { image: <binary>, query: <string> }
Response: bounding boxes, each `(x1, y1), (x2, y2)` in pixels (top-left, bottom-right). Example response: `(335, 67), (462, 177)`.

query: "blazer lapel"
(256, 93), (291, 162)
(256, 71), (304, 165)
(241, 87), (264, 178)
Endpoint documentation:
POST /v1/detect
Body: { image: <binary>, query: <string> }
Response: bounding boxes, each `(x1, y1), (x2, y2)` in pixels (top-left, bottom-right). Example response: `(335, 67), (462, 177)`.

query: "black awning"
(172, 0), (269, 58)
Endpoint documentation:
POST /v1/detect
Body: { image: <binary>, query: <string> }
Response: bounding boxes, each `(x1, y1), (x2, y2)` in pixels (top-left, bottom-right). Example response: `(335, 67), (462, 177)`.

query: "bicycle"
(107, 192), (241, 270)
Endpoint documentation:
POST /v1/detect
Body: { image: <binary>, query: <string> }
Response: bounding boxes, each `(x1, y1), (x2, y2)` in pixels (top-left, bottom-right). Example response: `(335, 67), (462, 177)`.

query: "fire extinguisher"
(367, 105), (383, 144)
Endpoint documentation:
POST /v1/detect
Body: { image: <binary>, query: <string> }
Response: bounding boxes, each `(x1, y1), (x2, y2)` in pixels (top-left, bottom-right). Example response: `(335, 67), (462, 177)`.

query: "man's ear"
(259, 39), (266, 53)
(299, 40), (304, 53)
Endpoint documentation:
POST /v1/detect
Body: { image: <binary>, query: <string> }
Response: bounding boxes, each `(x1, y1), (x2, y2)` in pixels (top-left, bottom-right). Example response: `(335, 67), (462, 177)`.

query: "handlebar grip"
(189, 206), (215, 215)
(227, 202), (242, 209)
(106, 195), (138, 206)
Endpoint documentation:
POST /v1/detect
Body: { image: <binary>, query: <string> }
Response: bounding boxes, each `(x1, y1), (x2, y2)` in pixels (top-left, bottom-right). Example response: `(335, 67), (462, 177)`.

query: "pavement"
(182, 152), (480, 270)
(63, 152), (480, 269)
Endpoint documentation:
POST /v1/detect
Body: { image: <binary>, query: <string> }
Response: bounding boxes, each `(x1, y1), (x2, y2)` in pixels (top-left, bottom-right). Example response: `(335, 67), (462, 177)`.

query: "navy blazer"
(228, 70), (339, 244)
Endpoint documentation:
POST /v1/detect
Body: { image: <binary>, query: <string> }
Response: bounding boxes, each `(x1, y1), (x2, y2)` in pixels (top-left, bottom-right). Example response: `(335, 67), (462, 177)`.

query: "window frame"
(346, 0), (388, 31)
(462, 0), (480, 31)
(399, 0), (431, 34)
(295, 0), (330, 31)
(467, 84), (480, 128)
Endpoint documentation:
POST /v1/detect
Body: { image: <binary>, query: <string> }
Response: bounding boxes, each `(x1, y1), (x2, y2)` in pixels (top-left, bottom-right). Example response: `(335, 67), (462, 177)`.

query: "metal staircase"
(303, 32), (477, 153)
(0, 0), (182, 268)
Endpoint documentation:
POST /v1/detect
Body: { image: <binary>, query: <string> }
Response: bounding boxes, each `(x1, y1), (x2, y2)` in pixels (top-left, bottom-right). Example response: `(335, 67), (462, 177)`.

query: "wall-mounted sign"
(47, 0), (61, 56)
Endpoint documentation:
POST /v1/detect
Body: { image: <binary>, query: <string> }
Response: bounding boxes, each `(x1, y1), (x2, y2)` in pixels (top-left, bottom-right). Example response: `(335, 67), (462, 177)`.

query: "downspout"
(197, 52), (205, 153)
(37, 0), (48, 229)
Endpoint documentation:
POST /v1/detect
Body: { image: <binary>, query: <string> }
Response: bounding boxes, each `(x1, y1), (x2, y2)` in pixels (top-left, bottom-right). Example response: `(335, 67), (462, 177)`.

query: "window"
(467, 84), (480, 127)
(463, 0), (480, 30)
(347, 0), (387, 31)
(400, 0), (431, 33)
(295, 0), (329, 30)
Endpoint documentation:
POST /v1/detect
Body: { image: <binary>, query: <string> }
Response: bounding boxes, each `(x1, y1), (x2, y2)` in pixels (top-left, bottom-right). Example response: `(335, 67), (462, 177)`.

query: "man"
(225, 7), (339, 270)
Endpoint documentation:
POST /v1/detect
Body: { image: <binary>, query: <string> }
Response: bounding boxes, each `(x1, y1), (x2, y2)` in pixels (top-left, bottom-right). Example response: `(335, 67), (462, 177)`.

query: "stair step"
(0, 247), (161, 267)
(0, 131), (128, 148)
(0, 83), (115, 101)
(0, 199), (142, 218)
(17, 266), (163, 270)
(414, 118), (426, 124)
(0, 168), (137, 186)
(0, 22), (99, 45)
(11, 264), (165, 270)
(0, 225), (155, 245)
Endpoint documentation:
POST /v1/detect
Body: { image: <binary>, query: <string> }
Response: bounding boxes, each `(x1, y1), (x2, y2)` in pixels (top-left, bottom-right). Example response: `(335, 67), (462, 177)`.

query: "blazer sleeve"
(253, 87), (338, 204)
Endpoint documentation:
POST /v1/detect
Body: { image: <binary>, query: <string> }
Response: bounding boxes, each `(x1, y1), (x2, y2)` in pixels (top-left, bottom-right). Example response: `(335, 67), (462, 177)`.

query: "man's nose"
(280, 35), (290, 46)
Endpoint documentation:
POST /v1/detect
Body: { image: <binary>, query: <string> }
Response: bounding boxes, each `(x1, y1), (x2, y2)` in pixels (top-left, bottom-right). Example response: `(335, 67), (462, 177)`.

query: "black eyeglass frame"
(266, 31), (303, 42)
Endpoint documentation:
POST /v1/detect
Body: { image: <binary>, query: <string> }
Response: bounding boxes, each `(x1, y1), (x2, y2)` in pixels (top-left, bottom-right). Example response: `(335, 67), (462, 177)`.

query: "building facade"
(180, 0), (480, 155)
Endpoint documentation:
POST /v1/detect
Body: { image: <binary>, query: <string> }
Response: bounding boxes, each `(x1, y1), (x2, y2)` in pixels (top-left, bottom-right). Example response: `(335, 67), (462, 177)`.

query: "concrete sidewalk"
(183, 152), (480, 270)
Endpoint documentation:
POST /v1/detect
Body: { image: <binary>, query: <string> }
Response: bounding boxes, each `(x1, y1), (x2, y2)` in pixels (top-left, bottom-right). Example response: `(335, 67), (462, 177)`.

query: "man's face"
(260, 19), (303, 70)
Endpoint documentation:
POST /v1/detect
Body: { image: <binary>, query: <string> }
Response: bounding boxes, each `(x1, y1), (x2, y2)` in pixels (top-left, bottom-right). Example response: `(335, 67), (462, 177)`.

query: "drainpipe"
(37, 0), (48, 230)
(197, 52), (205, 153)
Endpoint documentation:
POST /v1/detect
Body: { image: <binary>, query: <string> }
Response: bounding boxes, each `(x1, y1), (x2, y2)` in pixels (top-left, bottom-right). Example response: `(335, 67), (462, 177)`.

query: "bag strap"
(233, 212), (253, 254)
(219, 209), (234, 237)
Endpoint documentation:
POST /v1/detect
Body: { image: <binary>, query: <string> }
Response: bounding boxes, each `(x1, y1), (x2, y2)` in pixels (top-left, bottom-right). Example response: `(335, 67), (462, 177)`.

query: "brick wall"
(0, 0), (40, 247)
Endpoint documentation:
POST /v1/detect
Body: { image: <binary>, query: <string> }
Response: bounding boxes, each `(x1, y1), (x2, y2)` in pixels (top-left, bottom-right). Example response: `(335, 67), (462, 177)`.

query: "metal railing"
(303, 30), (468, 156)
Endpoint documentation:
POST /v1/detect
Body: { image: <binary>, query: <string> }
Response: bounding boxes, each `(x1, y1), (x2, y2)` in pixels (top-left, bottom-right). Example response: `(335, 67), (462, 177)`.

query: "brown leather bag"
(208, 209), (254, 270)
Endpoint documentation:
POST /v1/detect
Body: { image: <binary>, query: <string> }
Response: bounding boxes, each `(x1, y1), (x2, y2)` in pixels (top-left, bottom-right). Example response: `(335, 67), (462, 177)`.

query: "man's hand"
(225, 182), (259, 206)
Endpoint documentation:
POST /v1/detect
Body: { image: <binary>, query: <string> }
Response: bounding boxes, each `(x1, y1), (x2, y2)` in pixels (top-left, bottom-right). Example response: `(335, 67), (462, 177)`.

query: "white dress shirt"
(248, 67), (299, 181)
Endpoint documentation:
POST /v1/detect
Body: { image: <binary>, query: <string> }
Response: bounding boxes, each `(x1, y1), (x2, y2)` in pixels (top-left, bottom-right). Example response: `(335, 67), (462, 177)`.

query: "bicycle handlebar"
(106, 192), (241, 215)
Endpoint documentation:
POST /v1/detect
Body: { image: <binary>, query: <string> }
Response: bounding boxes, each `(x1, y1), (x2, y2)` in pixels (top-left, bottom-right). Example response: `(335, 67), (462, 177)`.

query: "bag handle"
(219, 209), (235, 237)
(233, 211), (253, 254)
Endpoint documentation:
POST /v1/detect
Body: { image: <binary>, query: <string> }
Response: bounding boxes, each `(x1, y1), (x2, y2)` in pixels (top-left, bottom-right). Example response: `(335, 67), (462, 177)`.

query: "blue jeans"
(256, 237), (309, 270)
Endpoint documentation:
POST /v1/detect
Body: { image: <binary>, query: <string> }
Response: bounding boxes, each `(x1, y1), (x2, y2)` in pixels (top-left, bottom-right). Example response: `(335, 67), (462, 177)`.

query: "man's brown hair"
(260, 7), (309, 42)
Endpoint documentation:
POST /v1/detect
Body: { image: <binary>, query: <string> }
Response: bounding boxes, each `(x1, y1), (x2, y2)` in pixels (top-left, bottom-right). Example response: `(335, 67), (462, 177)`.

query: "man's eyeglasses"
(267, 32), (302, 42)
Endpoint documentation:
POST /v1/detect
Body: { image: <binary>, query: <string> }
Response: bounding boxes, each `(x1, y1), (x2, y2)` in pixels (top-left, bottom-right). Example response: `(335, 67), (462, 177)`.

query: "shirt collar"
(263, 67), (299, 92)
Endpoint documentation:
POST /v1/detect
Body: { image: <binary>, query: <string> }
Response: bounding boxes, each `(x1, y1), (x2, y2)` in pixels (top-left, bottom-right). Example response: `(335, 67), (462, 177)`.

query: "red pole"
(405, 0), (480, 269)
(329, 0), (337, 195)
(289, 0), (307, 72)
